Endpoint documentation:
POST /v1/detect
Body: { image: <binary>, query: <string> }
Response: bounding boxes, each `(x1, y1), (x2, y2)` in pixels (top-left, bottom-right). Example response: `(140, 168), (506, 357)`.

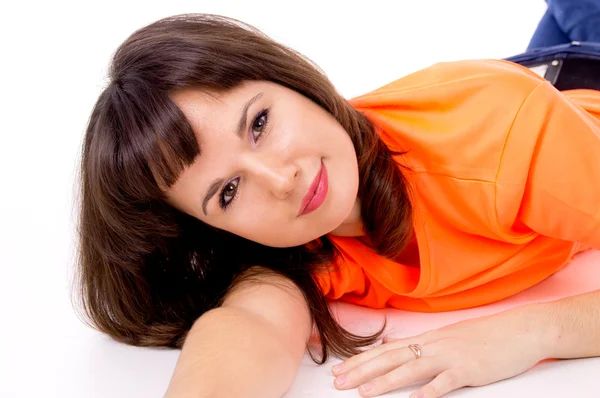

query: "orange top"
(315, 59), (600, 312)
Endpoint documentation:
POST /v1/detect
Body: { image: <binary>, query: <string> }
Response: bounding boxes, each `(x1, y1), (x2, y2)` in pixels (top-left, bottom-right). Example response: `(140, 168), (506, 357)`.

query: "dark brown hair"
(73, 13), (412, 364)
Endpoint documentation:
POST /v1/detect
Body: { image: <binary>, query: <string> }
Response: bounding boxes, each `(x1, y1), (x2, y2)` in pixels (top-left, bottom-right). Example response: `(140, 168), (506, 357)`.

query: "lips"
(298, 160), (328, 216)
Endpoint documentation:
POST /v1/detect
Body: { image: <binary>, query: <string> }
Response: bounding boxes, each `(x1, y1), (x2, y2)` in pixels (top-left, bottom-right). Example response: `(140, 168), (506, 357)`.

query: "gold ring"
(408, 344), (422, 359)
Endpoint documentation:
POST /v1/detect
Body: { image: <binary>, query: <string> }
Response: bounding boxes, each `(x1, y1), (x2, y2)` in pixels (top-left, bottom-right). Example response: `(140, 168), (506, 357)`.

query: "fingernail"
(335, 375), (347, 385)
(360, 382), (374, 392)
(332, 363), (344, 373)
(410, 392), (425, 398)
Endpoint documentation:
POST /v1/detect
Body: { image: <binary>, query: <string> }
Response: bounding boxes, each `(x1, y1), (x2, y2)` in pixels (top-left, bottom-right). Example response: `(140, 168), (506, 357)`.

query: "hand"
(330, 305), (550, 397)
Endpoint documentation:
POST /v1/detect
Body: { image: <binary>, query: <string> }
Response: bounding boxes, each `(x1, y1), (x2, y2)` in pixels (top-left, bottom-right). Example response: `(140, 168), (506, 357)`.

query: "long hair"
(73, 13), (413, 364)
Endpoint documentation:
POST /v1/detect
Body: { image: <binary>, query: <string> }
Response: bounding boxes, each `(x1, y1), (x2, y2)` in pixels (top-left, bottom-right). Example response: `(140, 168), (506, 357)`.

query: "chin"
(330, 187), (360, 228)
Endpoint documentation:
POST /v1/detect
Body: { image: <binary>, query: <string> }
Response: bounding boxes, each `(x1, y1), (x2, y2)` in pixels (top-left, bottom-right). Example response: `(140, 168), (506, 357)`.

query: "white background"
(3, 1), (599, 397)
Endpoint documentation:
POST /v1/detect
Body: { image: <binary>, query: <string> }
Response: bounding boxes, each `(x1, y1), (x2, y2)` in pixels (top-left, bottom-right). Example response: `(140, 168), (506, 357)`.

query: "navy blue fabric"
(528, 0), (600, 49)
(506, 42), (600, 65)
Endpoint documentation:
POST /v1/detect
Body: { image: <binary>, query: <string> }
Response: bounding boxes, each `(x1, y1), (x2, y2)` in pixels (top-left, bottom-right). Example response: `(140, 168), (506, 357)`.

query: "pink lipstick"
(298, 160), (328, 216)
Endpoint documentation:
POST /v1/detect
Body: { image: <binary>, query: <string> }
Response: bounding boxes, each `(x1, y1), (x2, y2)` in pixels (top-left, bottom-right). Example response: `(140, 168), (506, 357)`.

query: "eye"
(251, 108), (269, 142)
(218, 108), (269, 212)
(219, 178), (239, 210)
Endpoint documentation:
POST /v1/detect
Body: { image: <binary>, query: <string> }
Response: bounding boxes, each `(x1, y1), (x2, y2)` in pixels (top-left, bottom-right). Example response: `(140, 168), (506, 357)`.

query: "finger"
(334, 347), (416, 390)
(333, 336), (432, 376)
(332, 342), (398, 376)
(356, 358), (446, 398)
(409, 368), (466, 398)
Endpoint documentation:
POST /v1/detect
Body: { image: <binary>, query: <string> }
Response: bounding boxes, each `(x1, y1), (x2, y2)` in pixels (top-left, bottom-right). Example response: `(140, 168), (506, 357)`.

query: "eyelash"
(218, 107), (270, 210)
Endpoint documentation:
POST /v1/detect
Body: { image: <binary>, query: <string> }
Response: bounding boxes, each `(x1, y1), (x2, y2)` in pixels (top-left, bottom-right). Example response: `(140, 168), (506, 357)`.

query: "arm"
(330, 291), (600, 398)
(534, 289), (600, 360)
(164, 269), (312, 398)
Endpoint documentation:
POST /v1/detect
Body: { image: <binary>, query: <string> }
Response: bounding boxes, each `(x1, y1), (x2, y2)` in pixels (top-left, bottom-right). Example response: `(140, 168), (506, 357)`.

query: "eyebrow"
(202, 92), (264, 216)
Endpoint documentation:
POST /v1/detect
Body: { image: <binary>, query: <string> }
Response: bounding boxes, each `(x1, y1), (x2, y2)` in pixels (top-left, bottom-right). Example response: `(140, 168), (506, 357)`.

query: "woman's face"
(165, 81), (360, 247)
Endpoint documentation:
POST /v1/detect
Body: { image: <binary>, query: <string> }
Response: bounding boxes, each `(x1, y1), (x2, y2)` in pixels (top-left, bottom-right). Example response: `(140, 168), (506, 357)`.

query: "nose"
(241, 154), (299, 199)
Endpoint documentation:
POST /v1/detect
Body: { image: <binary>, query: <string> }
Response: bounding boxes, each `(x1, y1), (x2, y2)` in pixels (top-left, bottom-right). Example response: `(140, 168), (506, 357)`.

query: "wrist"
(520, 302), (561, 360)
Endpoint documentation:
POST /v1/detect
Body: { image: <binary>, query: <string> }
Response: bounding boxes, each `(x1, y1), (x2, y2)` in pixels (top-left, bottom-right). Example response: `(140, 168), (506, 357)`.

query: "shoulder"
(349, 59), (544, 109)
(221, 267), (311, 339)
(348, 60), (548, 180)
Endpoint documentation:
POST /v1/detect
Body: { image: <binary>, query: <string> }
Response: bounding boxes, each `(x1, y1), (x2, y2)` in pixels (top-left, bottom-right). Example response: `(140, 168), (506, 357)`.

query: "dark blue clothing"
(528, 0), (600, 49)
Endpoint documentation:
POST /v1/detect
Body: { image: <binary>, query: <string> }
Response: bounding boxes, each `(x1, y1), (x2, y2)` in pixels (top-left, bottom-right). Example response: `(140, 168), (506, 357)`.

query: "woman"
(75, 10), (600, 398)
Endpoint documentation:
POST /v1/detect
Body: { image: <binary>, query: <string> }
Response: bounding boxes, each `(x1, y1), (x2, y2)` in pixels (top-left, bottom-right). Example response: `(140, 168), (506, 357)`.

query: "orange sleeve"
(495, 83), (600, 250)
(313, 257), (368, 301)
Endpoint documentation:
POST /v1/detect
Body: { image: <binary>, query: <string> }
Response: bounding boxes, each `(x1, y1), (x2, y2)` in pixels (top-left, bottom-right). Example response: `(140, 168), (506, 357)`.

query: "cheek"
(230, 218), (285, 247)
(276, 117), (306, 151)
(223, 196), (279, 236)
(282, 103), (319, 140)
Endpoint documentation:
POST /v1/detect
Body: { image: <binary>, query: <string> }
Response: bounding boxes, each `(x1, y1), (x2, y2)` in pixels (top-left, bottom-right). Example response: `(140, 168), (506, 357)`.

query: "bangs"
(146, 99), (200, 192)
(106, 80), (201, 200)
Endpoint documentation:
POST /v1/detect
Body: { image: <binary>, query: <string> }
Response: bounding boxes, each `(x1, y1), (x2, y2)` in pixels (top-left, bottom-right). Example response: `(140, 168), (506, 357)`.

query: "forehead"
(171, 81), (276, 121)
(170, 89), (224, 134)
